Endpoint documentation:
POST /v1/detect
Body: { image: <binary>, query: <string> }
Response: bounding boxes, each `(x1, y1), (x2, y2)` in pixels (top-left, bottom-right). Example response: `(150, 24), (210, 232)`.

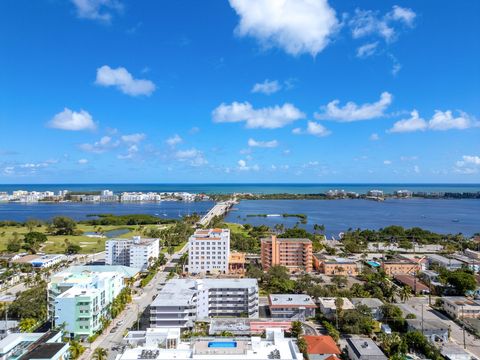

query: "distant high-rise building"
(188, 228), (230, 274)
(106, 236), (160, 271)
(261, 235), (312, 272)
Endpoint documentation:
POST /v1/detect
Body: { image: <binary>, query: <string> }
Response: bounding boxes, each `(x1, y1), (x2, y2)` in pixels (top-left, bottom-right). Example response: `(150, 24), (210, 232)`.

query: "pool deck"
(194, 340), (247, 355)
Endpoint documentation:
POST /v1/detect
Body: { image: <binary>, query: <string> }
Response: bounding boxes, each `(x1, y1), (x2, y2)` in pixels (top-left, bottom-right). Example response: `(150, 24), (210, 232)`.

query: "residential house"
(303, 335), (341, 360)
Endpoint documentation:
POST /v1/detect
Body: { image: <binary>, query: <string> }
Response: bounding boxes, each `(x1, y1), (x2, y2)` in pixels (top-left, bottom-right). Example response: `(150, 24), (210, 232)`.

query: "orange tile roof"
(303, 335), (341, 355)
(324, 355), (341, 360)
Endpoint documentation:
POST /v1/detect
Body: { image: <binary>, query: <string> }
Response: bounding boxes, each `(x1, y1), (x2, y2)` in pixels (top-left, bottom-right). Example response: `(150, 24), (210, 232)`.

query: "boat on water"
(452, 219), (460, 223)
(267, 214), (281, 217)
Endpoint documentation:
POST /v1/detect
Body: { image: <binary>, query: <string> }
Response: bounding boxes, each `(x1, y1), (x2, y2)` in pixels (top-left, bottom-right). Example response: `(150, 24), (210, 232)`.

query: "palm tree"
(399, 286), (412, 303)
(335, 297), (344, 328)
(69, 340), (85, 359)
(93, 347), (108, 360)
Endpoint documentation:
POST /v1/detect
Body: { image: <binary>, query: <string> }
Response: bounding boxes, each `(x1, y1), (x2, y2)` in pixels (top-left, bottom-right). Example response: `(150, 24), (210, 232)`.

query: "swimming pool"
(367, 260), (381, 267)
(207, 341), (237, 348)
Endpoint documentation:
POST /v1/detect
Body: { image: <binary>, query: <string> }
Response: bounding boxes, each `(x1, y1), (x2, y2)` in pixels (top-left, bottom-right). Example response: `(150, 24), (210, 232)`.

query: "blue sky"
(0, 0), (479, 183)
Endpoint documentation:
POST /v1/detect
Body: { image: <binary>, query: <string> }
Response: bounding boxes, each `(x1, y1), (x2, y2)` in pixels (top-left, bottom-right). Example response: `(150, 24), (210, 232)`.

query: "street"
(398, 297), (480, 358)
(80, 243), (189, 360)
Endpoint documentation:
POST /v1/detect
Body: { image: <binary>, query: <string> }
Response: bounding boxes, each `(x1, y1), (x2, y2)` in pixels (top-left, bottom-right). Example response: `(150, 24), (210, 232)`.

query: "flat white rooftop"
(151, 278), (258, 307)
(269, 294), (316, 307)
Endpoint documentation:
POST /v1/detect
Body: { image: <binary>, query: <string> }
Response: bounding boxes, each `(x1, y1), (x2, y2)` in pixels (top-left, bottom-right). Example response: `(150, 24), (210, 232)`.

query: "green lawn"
(0, 224), (137, 254)
(225, 222), (249, 236)
(161, 241), (187, 254)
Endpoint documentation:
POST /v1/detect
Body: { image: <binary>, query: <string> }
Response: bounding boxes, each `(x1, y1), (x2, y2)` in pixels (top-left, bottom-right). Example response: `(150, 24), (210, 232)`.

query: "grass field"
(0, 224), (160, 254)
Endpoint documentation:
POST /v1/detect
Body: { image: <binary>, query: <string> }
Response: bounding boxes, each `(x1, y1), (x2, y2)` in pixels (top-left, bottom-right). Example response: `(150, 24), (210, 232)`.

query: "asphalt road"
(399, 297), (480, 358)
(81, 244), (189, 360)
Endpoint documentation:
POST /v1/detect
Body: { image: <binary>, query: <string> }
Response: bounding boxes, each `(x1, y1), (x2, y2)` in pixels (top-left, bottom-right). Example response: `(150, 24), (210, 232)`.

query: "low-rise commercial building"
(318, 298), (354, 320)
(346, 337), (387, 360)
(188, 228), (230, 274)
(117, 328), (303, 360)
(406, 319), (449, 343)
(381, 261), (420, 276)
(229, 252), (246, 275)
(261, 236), (312, 273)
(268, 294), (316, 320)
(150, 278), (259, 329)
(313, 255), (359, 276)
(442, 297), (480, 319)
(351, 298), (384, 320)
(427, 254), (464, 271)
(0, 330), (69, 360)
(106, 236), (160, 271)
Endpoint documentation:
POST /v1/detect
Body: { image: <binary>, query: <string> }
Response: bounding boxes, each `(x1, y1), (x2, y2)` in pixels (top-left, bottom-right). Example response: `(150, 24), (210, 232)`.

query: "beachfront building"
(48, 266), (126, 338)
(268, 294), (316, 320)
(442, 297), (480, 319)
(150, 278), (259, 329)
(188, 228), (230, 274)
(261, 235), (313, 273)
(117, 328), (303, 360)
(0, 331), (69, 360)
(105, 236), (160, 271)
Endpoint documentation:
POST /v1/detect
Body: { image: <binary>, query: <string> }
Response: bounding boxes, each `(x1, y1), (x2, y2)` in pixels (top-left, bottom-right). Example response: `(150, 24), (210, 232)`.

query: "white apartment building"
(442, 297), (480, 319)
(188, 228), (230, 274)
(117, 328), (303, 360)
(105, 236), (160, 271)
(150, 278), (259, 329)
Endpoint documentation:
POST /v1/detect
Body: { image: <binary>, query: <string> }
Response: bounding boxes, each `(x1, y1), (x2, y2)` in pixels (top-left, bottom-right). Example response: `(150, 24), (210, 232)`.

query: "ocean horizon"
(0, 183), (479, 194)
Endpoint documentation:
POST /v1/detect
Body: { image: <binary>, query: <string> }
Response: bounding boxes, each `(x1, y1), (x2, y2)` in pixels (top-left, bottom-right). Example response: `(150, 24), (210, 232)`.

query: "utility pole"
(421, 304), (424, 335)
(462, 304), (466, 349)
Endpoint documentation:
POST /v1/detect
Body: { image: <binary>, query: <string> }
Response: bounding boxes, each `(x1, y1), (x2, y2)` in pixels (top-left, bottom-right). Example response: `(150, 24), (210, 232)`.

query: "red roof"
(324, 355), (341, 360)
(303, 335), (341, 355)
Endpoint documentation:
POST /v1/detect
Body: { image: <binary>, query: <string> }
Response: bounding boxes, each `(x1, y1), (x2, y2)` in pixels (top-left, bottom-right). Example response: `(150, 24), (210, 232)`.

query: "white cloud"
(428, 110), (475, 131)
(48, 108), (96, 131)
(389, 110), (477, 133)
(292, 121), (331, 137)
(349, 9), (395, 42)
(79, 136), (118, 153)
(383, 160), (392, 165)
(349, 6), (416, 43)
(71, 0), (123, 22)
(389, 54), (402, 76)
(315, 92), (392, 122)
(455, 155), (480, 174)
(370, 133), (380, 141)
(78, 159), (89, 164)
(388, 110), (427, 133)
(174, 148), (207, 166)
(248, 138), (278, 148)
(252, 79), (281, 95)
(229, 0), (339, 56)
(212, 101), (305, 129)
(389, 5), (416, 27)
(306, 121), (331, 137)
(121, 133), (146, 143)
(237, 159), (259, 171)
(166, 134), (183, 147)
(356, 42), (378, 58)
(118, 145), (139, 160)
(456, 155), (480, 167)
(95, 65), (155, 96)
(413, 165), (420, 173)
(189, 127), (200, 135)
